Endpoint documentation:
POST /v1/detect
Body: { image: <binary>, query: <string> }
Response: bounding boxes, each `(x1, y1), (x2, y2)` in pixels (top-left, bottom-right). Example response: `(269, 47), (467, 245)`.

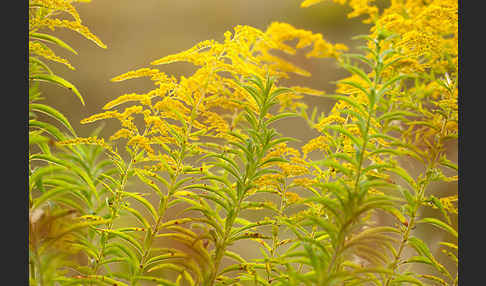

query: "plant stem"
(384, 112), (450, 286)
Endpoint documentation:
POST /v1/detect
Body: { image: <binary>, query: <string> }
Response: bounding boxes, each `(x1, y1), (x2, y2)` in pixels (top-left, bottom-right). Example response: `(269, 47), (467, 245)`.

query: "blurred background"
(35, 0), (457, 281)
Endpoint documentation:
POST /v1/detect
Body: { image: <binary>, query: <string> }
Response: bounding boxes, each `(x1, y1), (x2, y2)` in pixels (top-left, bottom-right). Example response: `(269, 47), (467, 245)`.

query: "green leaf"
(378, 111), (418, 122)
(266, 112), (299, 126)
(337, 80), (369, 97)
(133, 169), (164, 197)
(341, 63), (372, 85)
(407, 236), (452, 280)
(378, 74), (411, 96)
(405, 255), (434, 265)
(29, 57), (53, 75)
(29, 131), (50, 145)
(30, 153), (97, 196)
(30, 32), (78, 54)
(390, 274), (424, 286)
(388, 166), (417, 190)
(417, 218), (457, 238)
(32, 186), (88, 210)
(439, 155), (458, 171)
(29, 74), (84, 105)
(120, 205), (151, 229)
(83, 275), (129, 286)
(120, 191), (158, 223)
(419, 274), (448, 286)
(145, 251), (188, 268)
(30, 103), (76, 135)
(29, 119), (66, 141)
(225, 250), (247, 264)
(104, 229), (144, 256)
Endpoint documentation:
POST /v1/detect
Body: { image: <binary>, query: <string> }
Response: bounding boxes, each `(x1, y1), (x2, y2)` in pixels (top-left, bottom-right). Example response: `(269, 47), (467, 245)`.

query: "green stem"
(267, 178), (288, 280)
(207, 82), (271, 285)
(132, 161), (182, 286)
(384, 113), (450, 286)
(91, 153), (136, 280)
(383, 188), (422, 286)
(324, 38), (384, 284)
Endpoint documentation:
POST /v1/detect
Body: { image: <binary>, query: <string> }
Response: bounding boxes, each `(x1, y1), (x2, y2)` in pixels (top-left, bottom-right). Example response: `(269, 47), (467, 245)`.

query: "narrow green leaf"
(30, 32), (78, 54)
(29, 57), (53, 74)
(29, 74), (84, 105)
(120, 191), (158, 223)
(30, 103), (76, 135)
(417, 218), (457, 238)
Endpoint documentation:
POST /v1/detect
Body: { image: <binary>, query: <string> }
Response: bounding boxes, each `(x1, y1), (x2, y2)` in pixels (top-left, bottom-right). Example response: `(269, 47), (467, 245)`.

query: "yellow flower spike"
(439, 195), (458, 215)
(35, 18), (107, 49)
(291, 86), (325, 96)
(153, 97), (191, 116)
(109, 129), (132, 141)
(263, 22), (348, 59)
(300, 0), (326, 8)
(111, 68), (163, 82)
(293, 178), (316, 188)
(397, 30), (439, 58)
(314, 115), (346, 131)
(302, 136), (331, 158)
(118, 105), (144, 119)
(31, 0), (82, 23)
(202, 111), (230, 138)
(285, 192), (302, 204)
(347, 0), (379, 22)
(81, 111), (120, 124)
(29, 41), (75, 70)
(102, 93), (152, 110)
(150, 40), (216, 66)
(127, 135), (154, 154)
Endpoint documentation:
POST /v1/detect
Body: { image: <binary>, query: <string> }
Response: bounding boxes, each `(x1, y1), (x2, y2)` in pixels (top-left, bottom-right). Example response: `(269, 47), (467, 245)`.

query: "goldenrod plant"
(28, 0), (458, 285)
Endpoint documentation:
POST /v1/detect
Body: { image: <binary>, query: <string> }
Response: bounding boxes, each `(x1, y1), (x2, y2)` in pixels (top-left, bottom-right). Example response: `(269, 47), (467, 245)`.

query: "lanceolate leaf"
(417, 218), (458, 238)
(30, 103), (76, 135)
(30, 32), (78, 54)
(407, 236), (453, 280)
(29, 57), (53, 75)
(29, 74), (84, 105)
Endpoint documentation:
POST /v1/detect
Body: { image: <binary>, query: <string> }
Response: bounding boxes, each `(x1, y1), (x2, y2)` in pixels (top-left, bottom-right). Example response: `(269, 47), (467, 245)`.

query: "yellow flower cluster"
(127, 135), (154, 155)
(103, 93), (153, 110)
(377, 0), (457, 75)
(31, 18), (107, 49)
(314, 115), (346, 131)
(292, 177), (316, 188)
(302, 135), (331, 158)
(276, 86), (324, 112)
(29, 0), (106, 73)
(263, 143), (310, 178)
(300, 0), (327, 8)
(83, 23), (346, 167)
(346, 0), (379, 23)
(56, 136), (115, 154)
(201, 111), (230, 139)
(29, 41), (75, 70)
(151, 40), (217, 66)
(439, 195), (458, 215)
(30, 0), (82, 23)
(285, 192), (302, 204)
(111, 68), (171, 83)
(301, 0), (377, 23)
(263, 22), (348, 59)
(302, 0), (458, 77)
